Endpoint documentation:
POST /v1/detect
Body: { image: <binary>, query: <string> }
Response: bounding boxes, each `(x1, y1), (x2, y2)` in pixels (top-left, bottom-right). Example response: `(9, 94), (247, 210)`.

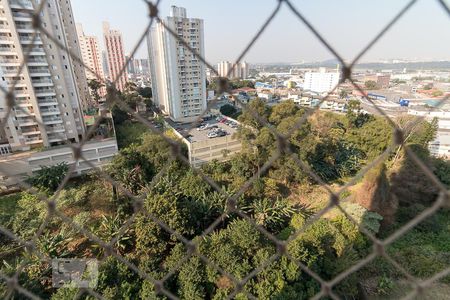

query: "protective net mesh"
(0, 0), (449, 299)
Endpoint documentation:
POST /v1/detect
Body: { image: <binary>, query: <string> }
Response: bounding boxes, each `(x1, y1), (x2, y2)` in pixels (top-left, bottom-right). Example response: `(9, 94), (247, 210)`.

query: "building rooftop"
(166, 117), (240, 143)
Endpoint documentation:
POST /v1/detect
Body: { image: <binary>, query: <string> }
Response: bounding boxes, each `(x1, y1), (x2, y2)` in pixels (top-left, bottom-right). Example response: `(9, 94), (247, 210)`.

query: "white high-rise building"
(217, 61), (231, 78)
(0, 0), (87, 152)
(304, 67), (340, 93)
(76, 23), (105, 84)
(148, 6), (206, 122)
(240, 62), (249, 79)
(217, 61), (249, 79)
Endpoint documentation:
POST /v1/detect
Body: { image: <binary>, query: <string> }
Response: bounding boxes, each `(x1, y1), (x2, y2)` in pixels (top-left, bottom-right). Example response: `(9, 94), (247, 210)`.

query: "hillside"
(0, 100), (449, 299)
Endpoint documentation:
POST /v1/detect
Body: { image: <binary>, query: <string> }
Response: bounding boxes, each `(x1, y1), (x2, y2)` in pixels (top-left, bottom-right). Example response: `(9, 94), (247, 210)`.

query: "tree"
(229, 79), (255, 89)
(220, 104), (237, 117)
(25, 162), (68, 192)
(364, 80), (378, 90)
(307, 140), (364, 182)
(345, 117), (392, 159)
(137, 86), (152, 98)
(88, 79), (104, 105)
(269, 100), (299, 125)
(423, 83), (433, 90)
(339, 89), (349, 99)
(137, 86), (153, 109)
(432, 90), (443, 97)
(242, 198), (296, 232)
(107, 145), (155, 194)
(345, 99), (372, 128)
(238, 98), (270, 129)
(121, 82), (144, 112)
(111, 104), (129, 125)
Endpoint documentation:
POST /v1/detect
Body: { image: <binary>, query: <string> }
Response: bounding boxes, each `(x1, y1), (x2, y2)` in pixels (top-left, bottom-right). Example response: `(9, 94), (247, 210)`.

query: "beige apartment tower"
(76, 23), (105, 98)
(148, 6), (207, 122)
(102, 22), (127, 92)
(76, 23), (105, 83)
(0, 0), (87, 152)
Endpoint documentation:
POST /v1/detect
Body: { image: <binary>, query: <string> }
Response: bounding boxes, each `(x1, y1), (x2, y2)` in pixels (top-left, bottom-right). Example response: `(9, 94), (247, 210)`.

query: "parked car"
(207, 132), (218, 138)
(197, 124), (209, 131)
(216, 131), (227, 137)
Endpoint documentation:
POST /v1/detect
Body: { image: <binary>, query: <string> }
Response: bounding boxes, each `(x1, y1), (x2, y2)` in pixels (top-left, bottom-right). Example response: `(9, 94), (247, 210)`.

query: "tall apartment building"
(217, 61), (249, 79)
(126, 55), (135, 75)
(148, 6), (206, 122)
(101, 50), (109, 78)
(76, 23), (105, 84)
(103, 22), (127, 92)
(127, 57), (149, 75)
(135, 58), (149, 74)
(0, 0), (87, 152)
(304, 67), (340, 93)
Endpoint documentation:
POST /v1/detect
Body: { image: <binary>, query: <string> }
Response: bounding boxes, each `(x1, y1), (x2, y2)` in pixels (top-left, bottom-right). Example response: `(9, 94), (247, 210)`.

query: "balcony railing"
(32, 78), (53, 84)
(46, 125), (65, 132)
(0, 58), (19, 63)
(28, 68), (50, 74)
(15, 108), (34, 116)
(25, 137), (42, 143)
(15, 100), (32, 106)
(26, 47), (45, 53)
(19, 36), (41, 43)
(15, 23), (32, 30)
(12, 12), (33, 18)
(1, 68), (20, 74)
(47, 133), (66, 140)
(17, 118), (36, 126)
(35, 88), (56, 94)
(40, 108), (60, 114)
(21, 128), (40, 134)
(27, 57), (47, 63)
(42, 117), (63, 123)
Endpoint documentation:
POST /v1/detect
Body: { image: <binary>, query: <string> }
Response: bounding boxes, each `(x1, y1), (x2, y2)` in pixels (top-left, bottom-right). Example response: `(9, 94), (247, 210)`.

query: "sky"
(71, 0), (450, 64)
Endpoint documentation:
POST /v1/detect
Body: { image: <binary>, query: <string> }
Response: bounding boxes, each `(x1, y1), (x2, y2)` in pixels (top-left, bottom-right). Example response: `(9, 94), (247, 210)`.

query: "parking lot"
(166, 116), (240, 143)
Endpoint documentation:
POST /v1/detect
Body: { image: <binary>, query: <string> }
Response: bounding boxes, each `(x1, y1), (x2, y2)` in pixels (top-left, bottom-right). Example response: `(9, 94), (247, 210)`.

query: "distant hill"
(254, 60), (450, 71)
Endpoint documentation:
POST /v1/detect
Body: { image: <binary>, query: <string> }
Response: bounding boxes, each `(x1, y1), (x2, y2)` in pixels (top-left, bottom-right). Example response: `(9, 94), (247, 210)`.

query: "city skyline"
(71, 0), (450, 64)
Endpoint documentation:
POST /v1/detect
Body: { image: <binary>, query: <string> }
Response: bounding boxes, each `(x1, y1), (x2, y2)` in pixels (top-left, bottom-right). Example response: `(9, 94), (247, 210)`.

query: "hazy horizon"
(71, 0), (450, 64)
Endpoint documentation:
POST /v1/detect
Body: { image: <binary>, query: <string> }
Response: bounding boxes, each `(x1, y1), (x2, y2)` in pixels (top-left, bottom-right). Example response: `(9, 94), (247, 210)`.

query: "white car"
(207, 132), (218, 138)
(197, 124), (209, 131)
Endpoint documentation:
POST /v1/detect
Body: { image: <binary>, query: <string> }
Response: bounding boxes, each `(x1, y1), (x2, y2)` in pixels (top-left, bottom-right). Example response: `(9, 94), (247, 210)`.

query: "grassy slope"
(0, 193), (21, 225)
(115, 120), (149, 149)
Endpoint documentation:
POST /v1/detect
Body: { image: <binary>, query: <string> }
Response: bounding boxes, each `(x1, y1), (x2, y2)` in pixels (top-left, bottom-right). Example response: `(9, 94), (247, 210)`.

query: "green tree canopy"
(220, 104), (237, 117)
(25, 162), (68, 192)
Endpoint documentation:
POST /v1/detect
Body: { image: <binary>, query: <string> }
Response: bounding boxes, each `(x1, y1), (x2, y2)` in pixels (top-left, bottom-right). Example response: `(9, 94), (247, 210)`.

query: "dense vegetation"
(0, 99), (449, 299)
